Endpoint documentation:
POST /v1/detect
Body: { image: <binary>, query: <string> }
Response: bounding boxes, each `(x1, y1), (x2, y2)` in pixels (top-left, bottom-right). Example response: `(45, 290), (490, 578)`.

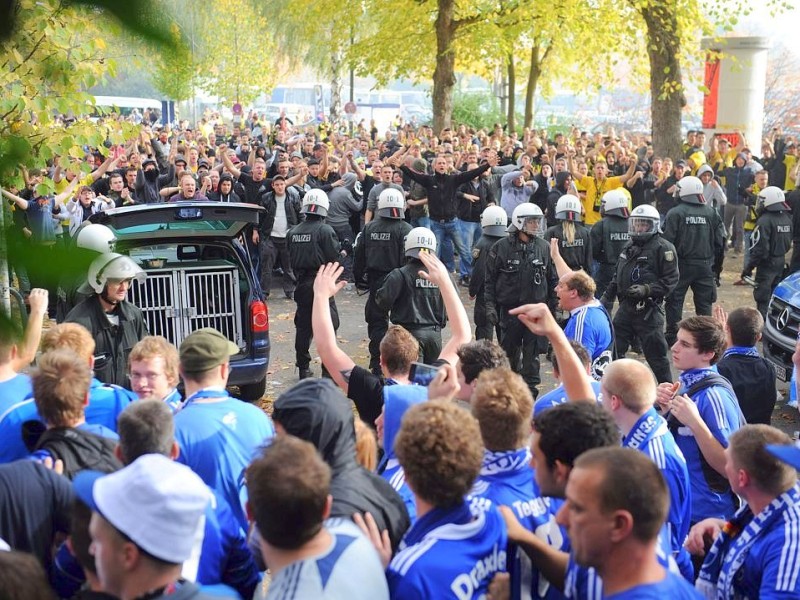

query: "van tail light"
(250, 300), (269, 333)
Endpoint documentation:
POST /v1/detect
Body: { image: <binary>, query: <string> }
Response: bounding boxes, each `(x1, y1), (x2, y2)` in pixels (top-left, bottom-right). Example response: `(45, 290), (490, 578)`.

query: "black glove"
(486, 309), (498, 326)
(340, 238), (353, 257)
(627, 284), (651, 301)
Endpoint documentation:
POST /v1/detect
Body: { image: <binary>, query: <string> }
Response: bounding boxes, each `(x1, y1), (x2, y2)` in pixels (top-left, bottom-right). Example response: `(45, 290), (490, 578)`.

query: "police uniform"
(603, 235), (679, 383)
(662, 201), (726, 346)
(287, 216), (341, 375)
(743, 208), (792, 317)
(484, 234), (557, 397)
(543, 223), (593, 272)
(354, 218), (412, 373)
(375, 258), (446, 363)
(590, 214), (630, 299)
(468, 233), (503, 341)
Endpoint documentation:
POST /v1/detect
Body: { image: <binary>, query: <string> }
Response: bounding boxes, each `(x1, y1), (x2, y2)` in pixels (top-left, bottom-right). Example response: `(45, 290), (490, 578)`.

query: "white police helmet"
(758, 186), (789, 212)
(509, 203), (545, 237)
(628, 204), (660, 239)
(480, 205), (508, 237)
(601, 189), (631, 218)
(675, 176), (705, 204)
(87, 253), (146, 294)
(404, 227), (437, 259)
(377, 187), (405, 219)
(74, 223), (116, 253)
(301, 188), (329, 217)
(555, 194), (583, 222)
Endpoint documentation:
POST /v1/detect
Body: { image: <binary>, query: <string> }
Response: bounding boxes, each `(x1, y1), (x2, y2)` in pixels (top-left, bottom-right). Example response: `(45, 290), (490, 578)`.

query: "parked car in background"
(762, 271), (800, 382)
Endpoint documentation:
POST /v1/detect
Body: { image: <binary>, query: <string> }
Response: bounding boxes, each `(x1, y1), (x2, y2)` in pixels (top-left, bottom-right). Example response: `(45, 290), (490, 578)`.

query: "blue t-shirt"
(564, 302), (613, 380)
(0, 374), (38, 463)
(387, 500), (508, 599)
(534, 382), (602, 418)
(623, 408), (693, 580)
(174, 390), (275, 529)
(85, 378), (136, 432)
(605, 571), (701, 599)
(25, 196), (58, 244)
(470, 448), (567, 600)
(673, 369), (742, 521)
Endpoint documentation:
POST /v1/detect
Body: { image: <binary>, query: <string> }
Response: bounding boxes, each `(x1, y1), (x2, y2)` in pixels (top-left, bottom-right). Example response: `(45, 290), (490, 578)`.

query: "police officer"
(484, 203), (557, 398)
(590, 189), (631, 301)
(287, 189), (341, 379)
(600, 204), (679, 383)
(353, 188), (412, 373)
(663, 175), (726, 346)
(469, 205), (508, 341)
(375, 227), (446, 363)
(742, 186), (793, 318)
(544, 194), (593, 272)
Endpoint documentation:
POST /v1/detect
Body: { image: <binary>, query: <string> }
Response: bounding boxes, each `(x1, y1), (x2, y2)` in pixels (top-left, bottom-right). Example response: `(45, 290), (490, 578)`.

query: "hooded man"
(135, 157), (174, 204)
(722, 153), (755, 255)
(546, 172), (574, 228)
(697, 164), (727, 216)
(325, 172), (362, 282)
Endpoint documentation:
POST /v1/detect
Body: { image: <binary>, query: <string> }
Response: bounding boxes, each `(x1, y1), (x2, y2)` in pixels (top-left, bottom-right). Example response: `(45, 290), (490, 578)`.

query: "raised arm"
(549, 238), (571, 279)
(1, 187), (29, 210)
(54, 175), (80, 203)
(618, 157), (636, 184)
(312, 263), (356, 394)
(219, 145), (242, 178)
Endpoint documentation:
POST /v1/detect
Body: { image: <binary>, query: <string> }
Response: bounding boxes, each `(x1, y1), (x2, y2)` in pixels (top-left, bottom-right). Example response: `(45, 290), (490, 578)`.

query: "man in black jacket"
(455, 162), (495, 285)
(257, 175), (301, 298)
(401, 156), (490, 274)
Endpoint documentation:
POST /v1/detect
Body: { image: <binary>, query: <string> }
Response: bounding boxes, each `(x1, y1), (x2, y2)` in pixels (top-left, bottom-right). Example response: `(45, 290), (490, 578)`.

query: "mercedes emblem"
(777, 307), (791, 331)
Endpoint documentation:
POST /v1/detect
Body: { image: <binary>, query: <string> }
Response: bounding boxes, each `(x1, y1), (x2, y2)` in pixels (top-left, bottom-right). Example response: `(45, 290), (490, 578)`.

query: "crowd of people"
(2, 109), (800, 599)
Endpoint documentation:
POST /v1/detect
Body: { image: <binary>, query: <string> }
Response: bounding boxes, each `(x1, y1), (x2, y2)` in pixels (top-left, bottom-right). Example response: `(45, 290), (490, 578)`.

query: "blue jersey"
(604, 571), (701, 599)
(0, 374), (37, 463)
(162, 388), (185, 413)
(388, 500), (508, 599)
(564, 528), (680, 600)
(174, 389), (275, 529)
(564, 302), (613, 380)
(85, 378), (136, 432)
(471, 448), (567, 600)
(623, 408), (693, 580)
(534, 382), (602, 418)
(673, 369), (742, 521)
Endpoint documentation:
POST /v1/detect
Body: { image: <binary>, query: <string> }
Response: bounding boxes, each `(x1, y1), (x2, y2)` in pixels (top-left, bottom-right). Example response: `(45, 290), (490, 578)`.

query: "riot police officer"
(484, 203), (557, 398)
(601, 204), (679, 383)
(353, 187), (412, 373)
(469, 205), (508, 341)
(544, 194), (593, 272)
(375, 227), (446, 363)
(590, 189), (631, 301)
(742, 186), (793, 317)
(287, 189), (341, 379)
(663, 175), (726, 346)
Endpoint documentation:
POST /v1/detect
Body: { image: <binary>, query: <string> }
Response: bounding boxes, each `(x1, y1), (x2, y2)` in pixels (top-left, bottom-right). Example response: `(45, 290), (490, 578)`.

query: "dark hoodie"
(272, 379), (411, 550)
(326, 172), (363, 229)
(722, 153), (754, 206)
(546, 172), (572, 227)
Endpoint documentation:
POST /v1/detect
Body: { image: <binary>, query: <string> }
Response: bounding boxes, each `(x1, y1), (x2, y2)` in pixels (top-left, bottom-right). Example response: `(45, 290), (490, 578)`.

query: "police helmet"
(301, 189), (329, 217)
(87, 253), (146, 294)
(675, 176), (705, 204)
(509, 203), (545, 237)
(404, 227), (437, 259)
(377, 187), (405, 219)
(480, 205), (508, 237)
(601, 189), (630, 218)
(628, 204), (660, 240)
(74, 223), (117, 254)
(758, 186), (790, 212)
(555, 194), (583, 222)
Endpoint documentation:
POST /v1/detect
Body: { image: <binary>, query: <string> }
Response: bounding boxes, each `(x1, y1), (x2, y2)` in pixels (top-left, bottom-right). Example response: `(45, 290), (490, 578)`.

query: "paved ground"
(260, 252), (800, 437)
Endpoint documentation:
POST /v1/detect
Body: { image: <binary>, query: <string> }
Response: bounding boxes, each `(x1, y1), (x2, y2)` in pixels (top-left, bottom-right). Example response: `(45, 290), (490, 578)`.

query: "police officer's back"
(590, 189), (631, 300)
(375, 227), (446, 364)
(287, 189), (341, 378)
(742, 186), (793, 317)
(601, 204), (679, 383)
(662, 175), (726, 345)
(469, 206), (508, 341)
(544, 194), (593, 273)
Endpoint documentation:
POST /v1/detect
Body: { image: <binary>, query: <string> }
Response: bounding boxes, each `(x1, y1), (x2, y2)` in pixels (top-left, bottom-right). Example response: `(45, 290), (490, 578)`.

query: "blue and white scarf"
(721, 345), (760, 360)
(623, 408), (668, 451)
(696, 484), (800, 599)
(479, 447), (532, 477)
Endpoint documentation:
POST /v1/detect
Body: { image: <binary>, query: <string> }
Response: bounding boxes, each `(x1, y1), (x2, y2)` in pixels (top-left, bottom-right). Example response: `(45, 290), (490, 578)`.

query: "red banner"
(702, 54), (720, 130)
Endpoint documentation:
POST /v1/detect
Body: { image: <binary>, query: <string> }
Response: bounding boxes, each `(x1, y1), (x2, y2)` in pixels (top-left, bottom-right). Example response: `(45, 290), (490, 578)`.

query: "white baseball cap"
(74, 454), (211, 564)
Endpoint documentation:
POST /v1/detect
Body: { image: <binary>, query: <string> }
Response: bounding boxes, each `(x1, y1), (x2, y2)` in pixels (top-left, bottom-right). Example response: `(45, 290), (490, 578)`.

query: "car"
(761, 271), (800, 382)
(87, 202), (270, 401)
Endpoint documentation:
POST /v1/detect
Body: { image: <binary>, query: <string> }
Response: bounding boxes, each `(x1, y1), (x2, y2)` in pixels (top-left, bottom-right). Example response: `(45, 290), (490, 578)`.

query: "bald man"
(601, 359), (693, 580)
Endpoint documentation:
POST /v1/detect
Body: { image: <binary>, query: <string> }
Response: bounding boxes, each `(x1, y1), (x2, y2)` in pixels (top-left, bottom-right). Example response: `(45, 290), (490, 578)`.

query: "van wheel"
(239, 377), (267, 402)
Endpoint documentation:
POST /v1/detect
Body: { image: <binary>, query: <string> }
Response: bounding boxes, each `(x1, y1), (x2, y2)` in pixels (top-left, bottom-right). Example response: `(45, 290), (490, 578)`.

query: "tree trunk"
(329, 50), (343, 124)
(640, 2), (685, 160)
(506, 53), (516, 133)
(432, 0), (457, 132)
(524, 45), (541, 129)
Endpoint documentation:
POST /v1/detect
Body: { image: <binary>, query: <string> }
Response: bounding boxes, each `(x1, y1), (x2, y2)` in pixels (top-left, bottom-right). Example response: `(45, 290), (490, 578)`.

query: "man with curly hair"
(387, 400), (508, 599)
